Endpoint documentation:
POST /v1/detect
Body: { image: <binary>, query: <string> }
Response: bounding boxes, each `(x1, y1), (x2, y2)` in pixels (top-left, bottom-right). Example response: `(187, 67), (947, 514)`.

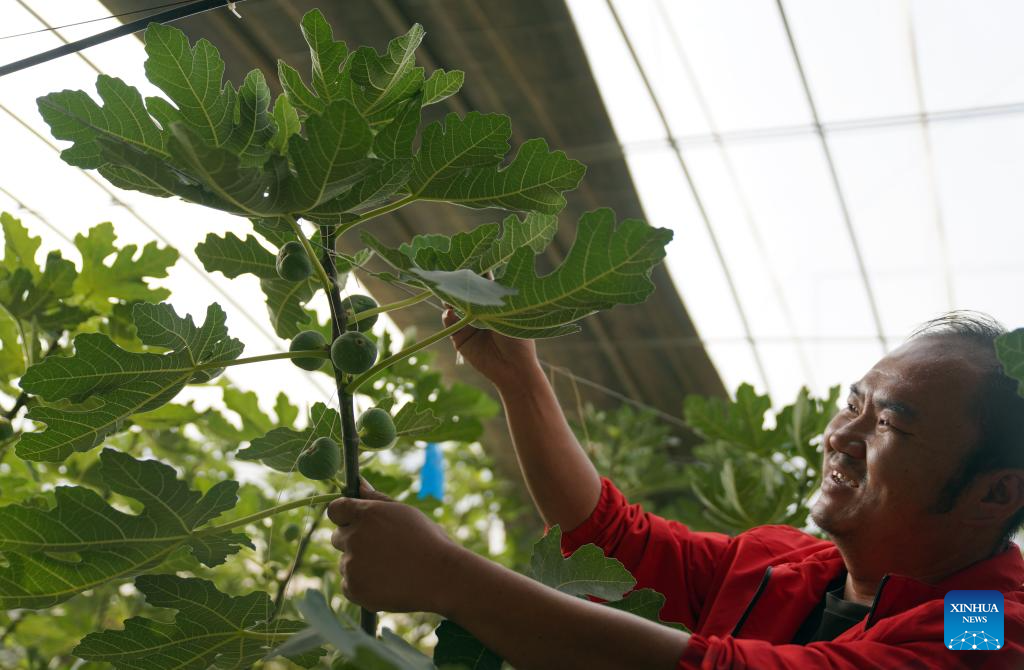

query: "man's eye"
(846, 402), (858, 413)
(878, 418), (906, 434)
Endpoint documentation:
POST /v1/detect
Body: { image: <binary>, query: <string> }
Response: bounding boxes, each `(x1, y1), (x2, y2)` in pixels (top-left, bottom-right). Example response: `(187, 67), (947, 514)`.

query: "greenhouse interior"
(0, 0), (1022, 668)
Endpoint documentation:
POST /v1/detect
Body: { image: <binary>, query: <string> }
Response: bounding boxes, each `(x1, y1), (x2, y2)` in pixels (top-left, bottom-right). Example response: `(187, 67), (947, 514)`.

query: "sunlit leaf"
(72, 222), (178, 314)
(344, 25), (425, 119)
(270, 93), (301, 154)
(224, 69), (277, 168)
(1, 253), (91, 332)
(302, 9), (348, 103)
(422, 69), (464, 106)
(0, 303), (26, 382)
(1, 211), (42, 278)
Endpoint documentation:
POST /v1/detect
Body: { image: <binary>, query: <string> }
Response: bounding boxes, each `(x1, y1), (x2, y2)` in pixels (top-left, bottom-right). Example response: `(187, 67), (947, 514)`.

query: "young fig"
(330, 332), (377, 374)
(289, 330), (328, 370)
(276, 241), (313, 281)
(341, 294), (378, 332)
(296, 436), (341, 480)
(357, 407), (397, 450)
(283, 523), (301, 542)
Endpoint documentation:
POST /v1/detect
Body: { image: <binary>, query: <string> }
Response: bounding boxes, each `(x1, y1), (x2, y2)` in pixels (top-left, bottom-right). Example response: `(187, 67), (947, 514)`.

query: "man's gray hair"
(912, 311), (1024, 546)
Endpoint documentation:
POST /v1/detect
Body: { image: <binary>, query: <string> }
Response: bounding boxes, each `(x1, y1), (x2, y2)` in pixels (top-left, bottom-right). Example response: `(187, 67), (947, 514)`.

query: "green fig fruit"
(290, 330), (328, 370)
(296, 436), (341, 480)
(288, 331), (327, 372)
(357, 407), (397, 450)
(341, 294), (379, 332)
(330, 332), (377, 374)
(283, 523), (301, 542)
(276, 241), (313, 281)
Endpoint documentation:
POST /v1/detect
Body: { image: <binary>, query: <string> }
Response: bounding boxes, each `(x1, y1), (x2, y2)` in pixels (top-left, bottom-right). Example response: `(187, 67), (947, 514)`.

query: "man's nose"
(827, 420), (867, 460)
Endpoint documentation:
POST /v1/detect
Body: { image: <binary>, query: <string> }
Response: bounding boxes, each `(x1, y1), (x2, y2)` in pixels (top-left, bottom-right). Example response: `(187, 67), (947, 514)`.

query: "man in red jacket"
(329, 312), (1024, 669)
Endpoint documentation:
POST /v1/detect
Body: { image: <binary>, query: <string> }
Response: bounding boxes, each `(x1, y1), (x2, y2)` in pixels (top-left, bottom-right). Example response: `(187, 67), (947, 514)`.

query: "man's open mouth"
(829, 469), (859, 488)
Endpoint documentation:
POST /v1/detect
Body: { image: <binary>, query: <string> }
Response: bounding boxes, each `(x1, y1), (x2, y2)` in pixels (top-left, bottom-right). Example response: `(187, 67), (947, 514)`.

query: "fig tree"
(331, 332), (377, 374)
(0, 417), (13, 440)
(296, 436), (341, 480)
(357, 407), (397, 450)
(289, 330), (327, 370)
(341, 294), (378, 332)
(276, 241), (313, 281)
(283, 523), (301, 542)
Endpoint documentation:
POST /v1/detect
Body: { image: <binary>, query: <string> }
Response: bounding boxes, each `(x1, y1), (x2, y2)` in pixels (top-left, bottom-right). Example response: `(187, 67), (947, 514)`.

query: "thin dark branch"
(4, 332), (63, 420)
(271, 503), (326, 618)
(0, 612), (23, 644)
(2, 392), (27, 421)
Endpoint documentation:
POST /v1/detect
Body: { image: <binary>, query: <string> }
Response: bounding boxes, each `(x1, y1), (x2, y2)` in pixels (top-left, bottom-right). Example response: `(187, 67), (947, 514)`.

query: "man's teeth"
(830, 470), (859, 488)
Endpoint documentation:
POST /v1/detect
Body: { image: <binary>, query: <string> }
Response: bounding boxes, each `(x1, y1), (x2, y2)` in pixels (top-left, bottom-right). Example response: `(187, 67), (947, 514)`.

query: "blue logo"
(945, 590), (1004, 651)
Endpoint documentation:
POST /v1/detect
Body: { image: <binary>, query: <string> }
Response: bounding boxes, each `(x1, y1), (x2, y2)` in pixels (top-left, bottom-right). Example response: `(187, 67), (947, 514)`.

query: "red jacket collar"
(866, 543), (1024, 627)
(735, 541), (1024, 642)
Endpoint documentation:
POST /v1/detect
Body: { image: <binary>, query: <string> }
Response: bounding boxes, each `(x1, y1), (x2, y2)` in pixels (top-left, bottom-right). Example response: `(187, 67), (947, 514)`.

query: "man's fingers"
(359, 477), (391, 502)
(331, 526), (348, 551)
(327, 497), (369, 527)
(442, 308), (479, 349)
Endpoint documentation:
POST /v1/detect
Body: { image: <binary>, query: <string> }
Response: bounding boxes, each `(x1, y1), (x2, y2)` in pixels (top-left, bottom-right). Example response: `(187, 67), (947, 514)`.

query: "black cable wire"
(0, 0), (196, 40)
(0, 0), (247, 78)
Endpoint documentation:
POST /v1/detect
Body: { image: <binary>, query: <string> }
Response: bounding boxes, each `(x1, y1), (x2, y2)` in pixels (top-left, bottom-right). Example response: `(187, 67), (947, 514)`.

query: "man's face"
(811, 336), (985, 542)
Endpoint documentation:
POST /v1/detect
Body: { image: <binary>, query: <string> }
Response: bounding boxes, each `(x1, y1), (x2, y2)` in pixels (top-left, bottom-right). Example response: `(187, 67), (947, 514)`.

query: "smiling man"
(328, 312), (1024, 669)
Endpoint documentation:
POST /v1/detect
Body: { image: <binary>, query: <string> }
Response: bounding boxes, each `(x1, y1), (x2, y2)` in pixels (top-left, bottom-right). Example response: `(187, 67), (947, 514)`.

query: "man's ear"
(969, 469), (1024, 526)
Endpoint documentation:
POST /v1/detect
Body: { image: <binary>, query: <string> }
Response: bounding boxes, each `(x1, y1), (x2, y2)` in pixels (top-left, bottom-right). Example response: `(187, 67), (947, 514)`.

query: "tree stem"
(319, 223), (378, 636)
(346, 313), (474, 394)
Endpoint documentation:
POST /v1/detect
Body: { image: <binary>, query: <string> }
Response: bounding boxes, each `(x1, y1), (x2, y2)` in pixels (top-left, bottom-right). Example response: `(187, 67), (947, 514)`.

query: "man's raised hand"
(442, 307), (540, 390)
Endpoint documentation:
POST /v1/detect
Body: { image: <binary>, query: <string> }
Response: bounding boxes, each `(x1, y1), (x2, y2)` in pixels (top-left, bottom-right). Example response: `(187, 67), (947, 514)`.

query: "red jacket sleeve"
(680, 634), (1015, 670)
(560, 477), (731, 630)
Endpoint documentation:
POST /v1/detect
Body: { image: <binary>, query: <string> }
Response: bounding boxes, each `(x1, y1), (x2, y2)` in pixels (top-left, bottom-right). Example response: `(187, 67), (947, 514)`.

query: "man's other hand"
(443, 308), (540, 390)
